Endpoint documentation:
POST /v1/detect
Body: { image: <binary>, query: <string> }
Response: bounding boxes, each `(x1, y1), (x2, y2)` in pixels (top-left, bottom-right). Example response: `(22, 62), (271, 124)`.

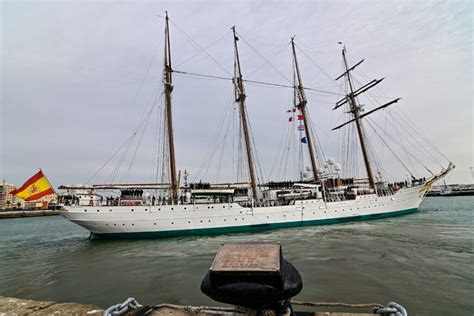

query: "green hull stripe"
(91, 208), (418, 240)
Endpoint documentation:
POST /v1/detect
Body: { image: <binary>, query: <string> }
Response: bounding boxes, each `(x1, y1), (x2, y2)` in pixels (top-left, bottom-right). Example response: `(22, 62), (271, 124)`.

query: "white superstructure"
(61, 184), (430, 239)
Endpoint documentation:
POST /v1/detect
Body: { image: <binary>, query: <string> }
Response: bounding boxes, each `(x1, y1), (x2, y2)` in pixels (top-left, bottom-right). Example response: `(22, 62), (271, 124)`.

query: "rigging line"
(387, 111), (442, 168)
(109, 98), (162, 184)
(124, 104), (156, 182)
(173, 70), (231, 81)
(246, 44), (290, 78)
(246, 79), (345, 95)
(294, 43), (344, 90)
(87, 134), (135, 184)
(215, 105), (234, 183)
(86, 56), (161, 184)
(246, 107), (266, 184)
(235, 31), (293, 84)
(173, 69), (345, 95)
(117, 88), (162, 180)
(168, 19), (232, 76)
(192, 91), (234, 182)
(365, 118), (415, 178)
(151, 95), (163, 183)
(394, 106), (451, 162)
(175, 31), (230, 68)
(369, 116), (434, 174)
(109, 137), (134, 184)
(389, 111), (416, 173)
(268, 115), (291, 179)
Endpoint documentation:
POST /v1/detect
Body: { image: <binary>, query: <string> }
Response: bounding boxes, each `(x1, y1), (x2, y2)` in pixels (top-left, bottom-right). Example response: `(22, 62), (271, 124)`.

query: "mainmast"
(291, 38), (319, 182)
(164, 12), (178, 202)
(333, 46), (401, 190)
(231, 26), (258, 199)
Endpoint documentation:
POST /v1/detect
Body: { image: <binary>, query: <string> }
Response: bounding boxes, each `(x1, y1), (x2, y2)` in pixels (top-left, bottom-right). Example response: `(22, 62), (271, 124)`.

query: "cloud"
(1, 0), (472, 187)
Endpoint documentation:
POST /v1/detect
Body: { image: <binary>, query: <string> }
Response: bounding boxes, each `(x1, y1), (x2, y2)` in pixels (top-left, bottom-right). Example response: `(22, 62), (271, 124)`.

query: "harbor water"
(0, 196), (472, 315)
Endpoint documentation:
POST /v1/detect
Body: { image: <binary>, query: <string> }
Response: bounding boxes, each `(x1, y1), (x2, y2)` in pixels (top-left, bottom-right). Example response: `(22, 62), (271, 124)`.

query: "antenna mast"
(232, 26), (258, 199)
(291, 38), (319, 182)
(164, 12), (178, 202)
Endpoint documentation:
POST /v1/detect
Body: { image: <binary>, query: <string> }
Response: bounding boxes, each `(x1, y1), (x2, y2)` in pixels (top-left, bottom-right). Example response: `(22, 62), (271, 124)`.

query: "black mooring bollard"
(200, 243), (302, 315)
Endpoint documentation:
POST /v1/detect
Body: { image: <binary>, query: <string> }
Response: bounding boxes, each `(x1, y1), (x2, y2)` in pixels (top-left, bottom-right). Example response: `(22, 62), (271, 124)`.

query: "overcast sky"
(1, 0), (472, 188)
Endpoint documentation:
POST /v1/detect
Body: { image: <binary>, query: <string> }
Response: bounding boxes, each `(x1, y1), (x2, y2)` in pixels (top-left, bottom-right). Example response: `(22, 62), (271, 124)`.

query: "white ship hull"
(61, 185), (425, 239)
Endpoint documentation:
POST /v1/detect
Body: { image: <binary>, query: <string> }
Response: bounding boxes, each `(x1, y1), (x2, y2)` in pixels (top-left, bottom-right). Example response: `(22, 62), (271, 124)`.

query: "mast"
(291, 38), (319, 182)
(341, 46), (375, 189)
(164, 12), (178, 202)
(231, 26), (258, 199)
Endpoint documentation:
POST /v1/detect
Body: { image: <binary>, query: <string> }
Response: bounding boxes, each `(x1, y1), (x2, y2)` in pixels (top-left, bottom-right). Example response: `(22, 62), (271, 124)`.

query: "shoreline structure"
(0, 210), (60, 219)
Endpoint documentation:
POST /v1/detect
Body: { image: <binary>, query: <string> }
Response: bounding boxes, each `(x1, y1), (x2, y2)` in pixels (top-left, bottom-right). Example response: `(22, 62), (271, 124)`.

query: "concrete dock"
(0, 296), (103, 315)
(0, 297), (376, 315)
(0, 210), (60, 219)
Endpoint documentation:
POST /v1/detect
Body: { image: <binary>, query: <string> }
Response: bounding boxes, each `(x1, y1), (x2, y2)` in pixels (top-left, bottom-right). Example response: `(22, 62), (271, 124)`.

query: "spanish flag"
(10, 170), (55, 201)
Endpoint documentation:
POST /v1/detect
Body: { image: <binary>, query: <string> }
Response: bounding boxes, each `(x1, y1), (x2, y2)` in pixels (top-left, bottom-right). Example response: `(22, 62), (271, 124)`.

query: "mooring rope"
(292, 299), (384, 308)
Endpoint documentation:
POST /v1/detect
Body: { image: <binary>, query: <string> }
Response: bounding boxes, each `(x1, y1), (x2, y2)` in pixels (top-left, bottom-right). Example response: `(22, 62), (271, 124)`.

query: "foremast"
(291, 38), (319, 182)
(333, 46), (401, 191)
(342, 46), (375, 189)
(164, 12), (178, 202)
(231, 26), (258, 199)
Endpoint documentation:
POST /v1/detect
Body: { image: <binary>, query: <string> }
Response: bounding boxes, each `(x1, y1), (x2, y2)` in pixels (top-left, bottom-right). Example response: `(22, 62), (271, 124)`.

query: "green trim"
(90, 208), (418, 240)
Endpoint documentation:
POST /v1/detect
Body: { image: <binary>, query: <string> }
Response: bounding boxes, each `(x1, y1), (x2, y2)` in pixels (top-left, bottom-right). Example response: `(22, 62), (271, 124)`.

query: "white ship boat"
(60, 13), (454, 239)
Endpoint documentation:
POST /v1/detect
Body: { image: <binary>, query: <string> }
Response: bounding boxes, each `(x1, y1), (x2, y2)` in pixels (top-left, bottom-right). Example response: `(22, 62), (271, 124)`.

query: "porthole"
(122, 224), (125, 226)
(145, 209), (148, 212)
(154, 223), (157, 225)
(208, 220), (211, 223)
(106, 224), (108, 226)
(235, 218), (238, 221)
(184, 207), (187, 210)
(109, 209), (112, 212)
(224, 219), (226, 222)
(208, 206), (210, 209)
(313, 212), (315, 215)
(211, 206), (214, 209)
(171, 208), (174, 210)
(132, 224), (134, 226)
(188, 221), (191, 224)
(97, 210), (100, 212)
(223, 206), (225, 208)
(114, 224), (116, 226)
(131, 209), (134, 212)
(84, 210), (87, 212)
(158, 208), (161, 211)
(171, 222), (174, 225)
(200, 220), (203, 223)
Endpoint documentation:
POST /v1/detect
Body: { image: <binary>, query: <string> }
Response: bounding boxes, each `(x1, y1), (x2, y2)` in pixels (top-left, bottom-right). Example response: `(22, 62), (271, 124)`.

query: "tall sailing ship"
(60, 13), (454, 239)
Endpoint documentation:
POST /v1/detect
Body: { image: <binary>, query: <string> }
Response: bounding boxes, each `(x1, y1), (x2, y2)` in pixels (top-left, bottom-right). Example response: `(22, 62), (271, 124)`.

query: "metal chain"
(373, 302), (408, 316)
(103, 297), (142, 316)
